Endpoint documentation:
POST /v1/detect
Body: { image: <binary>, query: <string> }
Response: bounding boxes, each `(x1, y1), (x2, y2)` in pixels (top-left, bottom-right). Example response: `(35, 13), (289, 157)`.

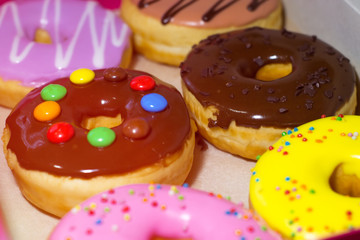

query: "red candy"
(130, 75), (155, 91)
(47, 122), (75, 143)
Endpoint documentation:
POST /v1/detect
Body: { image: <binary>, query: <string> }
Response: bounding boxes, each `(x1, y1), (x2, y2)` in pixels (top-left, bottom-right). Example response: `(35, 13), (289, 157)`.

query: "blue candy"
(141, 93), (168, 112)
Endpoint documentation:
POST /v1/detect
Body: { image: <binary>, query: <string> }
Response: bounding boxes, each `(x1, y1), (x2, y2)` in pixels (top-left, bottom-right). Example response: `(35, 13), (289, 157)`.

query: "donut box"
(0, 0), (360, 239)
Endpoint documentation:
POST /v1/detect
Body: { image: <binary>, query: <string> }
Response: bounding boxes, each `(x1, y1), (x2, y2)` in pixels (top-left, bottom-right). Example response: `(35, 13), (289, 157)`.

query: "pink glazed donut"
(0, 0), (132, 108)
(50, 184), (281, 240)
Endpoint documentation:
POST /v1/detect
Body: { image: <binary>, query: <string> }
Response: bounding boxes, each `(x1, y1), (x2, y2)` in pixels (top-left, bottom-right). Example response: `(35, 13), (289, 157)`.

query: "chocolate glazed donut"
(3, 67), (197, 217)
(180, 27), (357, 159)
(5, 68), (192, 178)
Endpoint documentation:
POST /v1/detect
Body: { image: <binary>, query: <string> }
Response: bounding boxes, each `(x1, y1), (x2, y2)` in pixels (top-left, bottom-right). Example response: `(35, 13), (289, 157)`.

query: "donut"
(324, 229), (360, 240)
(49, 183), (282, 239)
(2, 67), (196, 217)
(180, 27), (357, 160)
(0, 209), (9, 240)
(0, 0), (132, 108)
(121, 0), (282, 66)
(249, 115), (360, 239)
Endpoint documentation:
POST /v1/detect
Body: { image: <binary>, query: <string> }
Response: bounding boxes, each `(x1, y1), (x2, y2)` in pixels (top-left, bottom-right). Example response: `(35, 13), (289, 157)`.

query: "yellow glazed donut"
(249, 115), (360, 239)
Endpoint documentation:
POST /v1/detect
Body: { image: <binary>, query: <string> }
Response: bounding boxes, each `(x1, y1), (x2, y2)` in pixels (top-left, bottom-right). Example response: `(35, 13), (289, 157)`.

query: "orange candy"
(33, 101), (61, 122)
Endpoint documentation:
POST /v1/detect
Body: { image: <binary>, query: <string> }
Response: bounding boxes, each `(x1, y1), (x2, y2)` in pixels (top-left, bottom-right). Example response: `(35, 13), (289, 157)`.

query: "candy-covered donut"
(2, 68), (196, 217)
(249, 115), (360, 239)
(121, 0), (282, 66)
(180, 27), (357, 160)
(0, 0), (132, 108)
(50, 184), (281, 239)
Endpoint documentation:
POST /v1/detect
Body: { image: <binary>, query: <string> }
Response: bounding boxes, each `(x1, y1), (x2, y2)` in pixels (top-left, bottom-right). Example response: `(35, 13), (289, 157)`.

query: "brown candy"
(103, 67), (128, 82)
(122, 117), (151, 139)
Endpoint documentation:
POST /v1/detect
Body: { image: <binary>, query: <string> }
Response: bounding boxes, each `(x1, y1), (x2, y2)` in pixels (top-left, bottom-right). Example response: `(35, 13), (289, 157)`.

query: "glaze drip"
(137, 0), (273, 26)
(202, 0), (239, 22)
(161, 0), (197, 25)
(247, 0), (267, 11)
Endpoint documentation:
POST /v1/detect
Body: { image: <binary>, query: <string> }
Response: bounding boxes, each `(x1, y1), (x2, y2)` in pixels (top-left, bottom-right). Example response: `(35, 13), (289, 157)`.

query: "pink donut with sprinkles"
(0, 0), (131, 108)
(50, 184), (281, 240)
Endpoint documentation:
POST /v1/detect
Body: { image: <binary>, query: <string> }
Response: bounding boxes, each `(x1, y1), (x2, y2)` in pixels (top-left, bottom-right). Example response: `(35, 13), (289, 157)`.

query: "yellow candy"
(33, 101), (61, 122)
(70, 68), (95, 85)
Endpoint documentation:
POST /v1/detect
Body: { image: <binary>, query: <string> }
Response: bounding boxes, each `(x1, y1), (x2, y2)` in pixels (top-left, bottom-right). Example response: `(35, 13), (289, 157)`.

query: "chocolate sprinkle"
(279, 108), (288, 113)
(242, 88), (249, 95)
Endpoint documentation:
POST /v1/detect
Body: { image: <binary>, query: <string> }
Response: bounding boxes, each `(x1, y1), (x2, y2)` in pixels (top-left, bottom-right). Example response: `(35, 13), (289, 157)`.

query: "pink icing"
(130, 0), (280, 28)
(95, 0), (121, 9)
(0, 0), (131, 87)
(50, 184), (281, 240)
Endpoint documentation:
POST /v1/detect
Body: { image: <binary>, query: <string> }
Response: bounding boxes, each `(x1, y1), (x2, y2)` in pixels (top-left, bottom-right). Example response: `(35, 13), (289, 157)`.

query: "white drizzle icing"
(0, 0), (131, 85)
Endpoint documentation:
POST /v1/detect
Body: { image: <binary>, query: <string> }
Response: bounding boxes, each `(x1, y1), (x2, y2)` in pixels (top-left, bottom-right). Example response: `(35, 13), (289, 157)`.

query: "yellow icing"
(249, 115), (360, 239)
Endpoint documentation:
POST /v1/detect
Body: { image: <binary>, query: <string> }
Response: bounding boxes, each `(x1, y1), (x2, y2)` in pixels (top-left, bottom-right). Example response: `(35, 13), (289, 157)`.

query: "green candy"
(41, 84), (67, 101)
(87, 127), (116, 147)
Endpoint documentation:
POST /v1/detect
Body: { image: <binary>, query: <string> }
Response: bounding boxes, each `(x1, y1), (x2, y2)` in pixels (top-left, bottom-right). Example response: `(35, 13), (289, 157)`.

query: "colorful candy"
(70, 68), (95, 85)
(33, 101), (61, 122)
(87, 127), (116, 147)
(40, 84), (67, 101)
(121, 117), (150, 139)
(103, 67), (128, 82)
(130, 75), (156, 91)
(47, 122), (75, 143)
(141, 93), (167, 112)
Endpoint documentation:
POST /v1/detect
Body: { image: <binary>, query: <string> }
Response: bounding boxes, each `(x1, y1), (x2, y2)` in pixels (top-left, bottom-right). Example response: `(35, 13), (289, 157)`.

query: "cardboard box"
(0, 1), (359, 239)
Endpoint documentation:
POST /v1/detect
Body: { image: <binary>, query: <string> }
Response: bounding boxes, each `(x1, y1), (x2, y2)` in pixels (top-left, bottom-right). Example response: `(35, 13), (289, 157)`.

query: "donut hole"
(80, 114), (123, 130)
(34, 28), (52, 44)
(255, 62), (293, 81)
(330, 163), (360, 197)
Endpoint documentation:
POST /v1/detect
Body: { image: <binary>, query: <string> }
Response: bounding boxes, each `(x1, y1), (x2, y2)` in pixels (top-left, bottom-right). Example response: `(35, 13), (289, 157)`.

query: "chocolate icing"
(324, 229), (360, 240)
(138, 0), (267, 25)
(5, 69), (191, 178)
(180, 27), (356, 129)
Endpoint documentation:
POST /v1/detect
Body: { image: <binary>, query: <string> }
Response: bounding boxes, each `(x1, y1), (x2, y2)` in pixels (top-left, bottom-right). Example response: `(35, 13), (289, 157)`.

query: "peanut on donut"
(2, 68), (196, 217)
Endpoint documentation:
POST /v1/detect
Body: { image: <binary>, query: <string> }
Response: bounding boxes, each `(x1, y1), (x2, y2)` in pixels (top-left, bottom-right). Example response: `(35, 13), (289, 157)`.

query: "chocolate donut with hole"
(180, 27), (357, 160)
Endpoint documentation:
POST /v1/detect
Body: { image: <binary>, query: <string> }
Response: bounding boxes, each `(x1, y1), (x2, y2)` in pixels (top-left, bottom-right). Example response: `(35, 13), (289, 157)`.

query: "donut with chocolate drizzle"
(180, 27), (357, 160)
(121, 0), (282, 65)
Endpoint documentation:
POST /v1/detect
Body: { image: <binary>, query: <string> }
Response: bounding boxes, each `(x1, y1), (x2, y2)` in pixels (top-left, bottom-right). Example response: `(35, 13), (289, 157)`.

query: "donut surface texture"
(50, 184), (282, 240)
(0, 0), (132, 108)
(249, 115), (360, 239)
(2, 68), (196, 217)
(121, 0), (282, 65)
(180, 27), (357, 160)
